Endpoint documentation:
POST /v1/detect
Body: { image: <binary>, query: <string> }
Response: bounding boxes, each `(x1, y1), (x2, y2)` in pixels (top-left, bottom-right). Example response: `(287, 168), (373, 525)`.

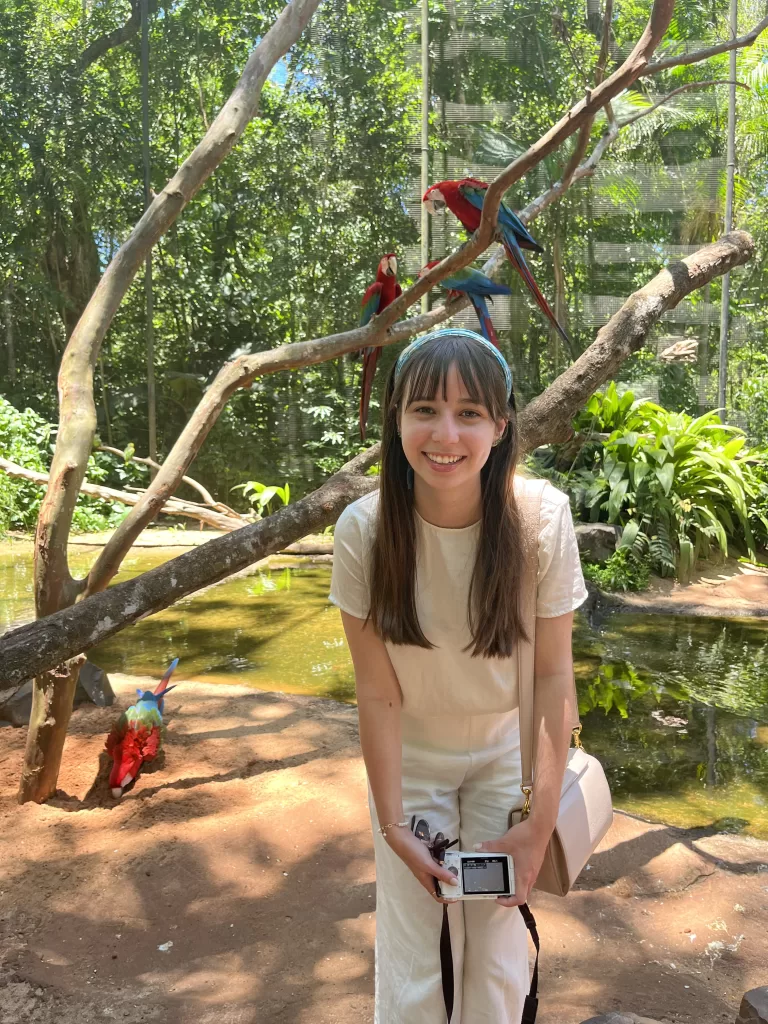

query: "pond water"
(2, 542), (767, 838)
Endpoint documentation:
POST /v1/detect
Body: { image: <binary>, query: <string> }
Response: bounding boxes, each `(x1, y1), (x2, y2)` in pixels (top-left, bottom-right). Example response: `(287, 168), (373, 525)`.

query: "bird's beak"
(424, 190), (446, 215)
(386, 256), (398, 277)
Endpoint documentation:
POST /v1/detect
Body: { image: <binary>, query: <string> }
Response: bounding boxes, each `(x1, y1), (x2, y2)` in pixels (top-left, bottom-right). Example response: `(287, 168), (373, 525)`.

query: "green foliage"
(535, 386), (768, 580)
(0, 396), (147, 535)
(582, 547), (652, 592)
(231, 479), (291, 518)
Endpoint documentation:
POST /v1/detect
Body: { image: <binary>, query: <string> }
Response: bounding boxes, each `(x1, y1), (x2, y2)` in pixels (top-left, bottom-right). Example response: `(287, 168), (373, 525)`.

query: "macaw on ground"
(422, 178), (570, 346)
(420, 261), (511, 349)
(105, 658), (179, 798)
(358, 253), (401, 440)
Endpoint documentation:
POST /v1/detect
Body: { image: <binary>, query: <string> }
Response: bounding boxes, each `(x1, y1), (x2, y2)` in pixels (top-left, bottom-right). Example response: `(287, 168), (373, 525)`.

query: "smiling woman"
(327, 329), (588, 1022)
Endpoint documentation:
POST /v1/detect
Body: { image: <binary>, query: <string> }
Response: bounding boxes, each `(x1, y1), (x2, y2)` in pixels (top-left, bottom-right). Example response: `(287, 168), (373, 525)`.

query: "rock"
(612, 841), (716, 897)
(0, 661), (113, 726)
(575, 523), (619, 563)
(737, 987), (768, 1024)
(0, 680), (33, 727)
(73, 660), (115, 708)
(580, 1014), (664, 1024)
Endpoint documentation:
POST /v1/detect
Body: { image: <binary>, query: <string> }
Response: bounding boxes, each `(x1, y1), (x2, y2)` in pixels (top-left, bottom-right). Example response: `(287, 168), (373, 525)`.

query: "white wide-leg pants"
(369, 710), (529, 1023)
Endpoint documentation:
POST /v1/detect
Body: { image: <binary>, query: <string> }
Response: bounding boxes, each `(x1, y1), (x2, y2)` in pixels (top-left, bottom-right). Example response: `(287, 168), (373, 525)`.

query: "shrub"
(532, 386), (768, 581)
(582, 547), (652, 592)
(0, 396), (147, 535)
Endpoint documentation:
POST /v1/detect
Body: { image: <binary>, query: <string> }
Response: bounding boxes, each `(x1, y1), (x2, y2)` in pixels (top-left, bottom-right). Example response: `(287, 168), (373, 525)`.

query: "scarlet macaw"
(358, 253), (401, 441)
(422, 178), (570, 345)
(105, 658), (178, 798)
(420, 261), (511, 349)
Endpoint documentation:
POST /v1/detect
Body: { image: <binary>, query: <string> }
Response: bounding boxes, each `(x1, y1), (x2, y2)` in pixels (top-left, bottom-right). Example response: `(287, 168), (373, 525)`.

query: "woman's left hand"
(473, 817), (552, 907)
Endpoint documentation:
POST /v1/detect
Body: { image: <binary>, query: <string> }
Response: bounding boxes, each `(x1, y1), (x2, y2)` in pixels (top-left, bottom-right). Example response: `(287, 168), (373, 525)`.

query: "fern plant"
(567, 396), (768, 580)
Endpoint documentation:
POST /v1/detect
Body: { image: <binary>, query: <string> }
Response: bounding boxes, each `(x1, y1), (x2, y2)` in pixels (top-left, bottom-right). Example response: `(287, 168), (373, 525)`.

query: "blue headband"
(393, 328), (514, 398)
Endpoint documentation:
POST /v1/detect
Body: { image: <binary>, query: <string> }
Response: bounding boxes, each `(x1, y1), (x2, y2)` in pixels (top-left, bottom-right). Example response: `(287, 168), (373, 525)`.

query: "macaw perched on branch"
(105, 658), (179, 798)
(420, 261), (511, 349)
(358, 253), (401, 440)
(422, 178), (570, 346)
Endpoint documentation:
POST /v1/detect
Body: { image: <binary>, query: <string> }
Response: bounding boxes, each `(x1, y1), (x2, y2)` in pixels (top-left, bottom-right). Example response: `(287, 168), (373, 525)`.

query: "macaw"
(420, 261), (511, 349)
(105, 658), (179, 798)
(358, 253), (401, 441)
(422, 178), (570, 346)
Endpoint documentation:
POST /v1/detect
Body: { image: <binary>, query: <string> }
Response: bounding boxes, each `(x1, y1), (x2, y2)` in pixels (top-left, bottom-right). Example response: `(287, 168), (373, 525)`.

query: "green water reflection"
(2, 542), (767, 837)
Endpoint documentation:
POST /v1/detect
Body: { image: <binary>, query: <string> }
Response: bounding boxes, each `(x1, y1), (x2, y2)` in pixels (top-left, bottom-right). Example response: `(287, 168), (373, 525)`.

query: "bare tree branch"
(618, 79), (750, 128)
(77, 0), (157, 73)
(0, 453), (380, 689)
(518, 231), (755, 451)
(0, 231), (754, 691)
(477, 0), (675, 238)
(559, 0), (614, 190)
(78, 0), (679, 597)
(642, 14), (768, 76)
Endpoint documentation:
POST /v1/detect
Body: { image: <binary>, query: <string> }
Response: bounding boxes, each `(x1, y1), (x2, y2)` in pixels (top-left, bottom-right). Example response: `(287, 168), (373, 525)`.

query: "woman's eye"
(461, 410), (481, 419)
(414, 406), (435, 415)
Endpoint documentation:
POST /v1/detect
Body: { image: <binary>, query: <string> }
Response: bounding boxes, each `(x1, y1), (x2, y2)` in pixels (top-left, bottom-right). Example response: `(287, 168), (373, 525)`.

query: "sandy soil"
(1, 676), (767, 1024)
(597, 557), (768, 618)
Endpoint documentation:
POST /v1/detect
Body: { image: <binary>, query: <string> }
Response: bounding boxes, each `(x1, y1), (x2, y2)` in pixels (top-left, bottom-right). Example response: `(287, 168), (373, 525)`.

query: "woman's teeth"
(424, 453), (464, 465)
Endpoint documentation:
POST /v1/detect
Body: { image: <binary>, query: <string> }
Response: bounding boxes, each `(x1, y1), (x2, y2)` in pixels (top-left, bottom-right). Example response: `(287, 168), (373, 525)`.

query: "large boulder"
(575, 523), (619, 563)
(737, 988), (768, 1024)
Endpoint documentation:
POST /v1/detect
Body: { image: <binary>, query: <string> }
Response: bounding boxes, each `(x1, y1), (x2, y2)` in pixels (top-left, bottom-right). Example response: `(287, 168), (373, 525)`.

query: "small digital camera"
(437, 851), (515, 900)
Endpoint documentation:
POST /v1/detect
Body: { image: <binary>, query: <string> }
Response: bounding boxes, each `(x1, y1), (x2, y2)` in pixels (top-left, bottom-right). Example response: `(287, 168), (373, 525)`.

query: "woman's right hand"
(384, 827), (460, 903)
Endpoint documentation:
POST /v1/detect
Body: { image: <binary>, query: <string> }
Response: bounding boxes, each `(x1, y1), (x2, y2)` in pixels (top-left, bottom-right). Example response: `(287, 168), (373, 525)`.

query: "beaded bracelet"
(378, 819), (409, 837)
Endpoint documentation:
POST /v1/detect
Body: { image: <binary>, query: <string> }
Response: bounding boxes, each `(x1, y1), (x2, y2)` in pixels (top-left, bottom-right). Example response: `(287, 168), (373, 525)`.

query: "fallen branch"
(0, 457), (246, 532)
(97, 445), (227, 510)
(0, 232), (754, 690)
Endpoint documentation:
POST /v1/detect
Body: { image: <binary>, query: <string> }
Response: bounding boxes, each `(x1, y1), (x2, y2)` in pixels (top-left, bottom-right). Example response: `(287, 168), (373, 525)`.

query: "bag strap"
(413, 815), (540, 1023)
(516, 477), (582, 800)
(516, 477), (548, 798)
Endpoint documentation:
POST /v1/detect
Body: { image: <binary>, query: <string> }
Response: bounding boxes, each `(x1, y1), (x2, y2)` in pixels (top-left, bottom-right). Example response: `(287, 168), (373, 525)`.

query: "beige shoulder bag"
(508, 478), (614, 897)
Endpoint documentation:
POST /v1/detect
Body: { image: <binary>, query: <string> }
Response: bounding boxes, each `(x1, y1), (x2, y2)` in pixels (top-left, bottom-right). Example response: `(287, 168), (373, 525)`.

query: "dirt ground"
(602, 557), (768, 618)
(1, 676), (767, 1024)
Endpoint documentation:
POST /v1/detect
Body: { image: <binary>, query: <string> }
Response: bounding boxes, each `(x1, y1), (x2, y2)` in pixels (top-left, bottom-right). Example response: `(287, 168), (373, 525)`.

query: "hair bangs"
(396, 334), (509, 420)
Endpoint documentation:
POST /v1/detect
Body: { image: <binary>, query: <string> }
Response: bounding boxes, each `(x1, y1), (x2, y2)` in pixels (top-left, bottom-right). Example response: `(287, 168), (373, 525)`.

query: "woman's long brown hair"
(368, 333), (527, 659)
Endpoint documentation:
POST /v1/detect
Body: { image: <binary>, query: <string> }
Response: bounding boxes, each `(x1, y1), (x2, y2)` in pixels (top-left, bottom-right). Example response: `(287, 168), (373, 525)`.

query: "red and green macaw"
(105, 658), (178, 798)
(422, 178), (570, 345)
(358, 253), (401, 441)
(420, 261), (511, 348)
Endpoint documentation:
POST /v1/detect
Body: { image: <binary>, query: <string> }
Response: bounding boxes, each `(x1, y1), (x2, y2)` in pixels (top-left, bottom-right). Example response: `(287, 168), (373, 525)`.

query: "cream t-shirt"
(328, 475), (588, 717)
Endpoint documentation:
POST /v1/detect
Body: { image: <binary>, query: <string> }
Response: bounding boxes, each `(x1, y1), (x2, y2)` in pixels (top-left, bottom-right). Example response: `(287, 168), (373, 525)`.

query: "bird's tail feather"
(359, 347), (380, 442)
(502, 236), (571, 348)
(156, 658), (179, 694)
(469, 295), (499, 349)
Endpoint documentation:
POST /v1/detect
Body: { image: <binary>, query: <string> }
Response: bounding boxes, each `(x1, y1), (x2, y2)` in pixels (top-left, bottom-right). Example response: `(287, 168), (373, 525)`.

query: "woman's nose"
(432, 413), (460, 443)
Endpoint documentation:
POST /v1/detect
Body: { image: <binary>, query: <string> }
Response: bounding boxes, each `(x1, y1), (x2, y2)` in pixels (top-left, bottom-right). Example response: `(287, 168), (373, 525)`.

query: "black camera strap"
(411, 816), (540, 1024)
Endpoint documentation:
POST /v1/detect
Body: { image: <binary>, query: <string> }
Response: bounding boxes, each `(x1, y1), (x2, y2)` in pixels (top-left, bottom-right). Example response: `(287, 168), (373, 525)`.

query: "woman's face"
(399, 363), (507, 492)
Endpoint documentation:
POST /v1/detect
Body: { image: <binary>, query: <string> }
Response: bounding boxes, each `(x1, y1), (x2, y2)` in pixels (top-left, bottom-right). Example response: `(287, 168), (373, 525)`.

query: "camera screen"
(461, 856), (509, 895)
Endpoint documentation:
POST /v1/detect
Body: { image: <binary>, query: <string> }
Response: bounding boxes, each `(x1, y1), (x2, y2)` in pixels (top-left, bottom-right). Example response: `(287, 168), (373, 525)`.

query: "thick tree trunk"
(17, 657), (85, 804)
(19, 0), (323, 804)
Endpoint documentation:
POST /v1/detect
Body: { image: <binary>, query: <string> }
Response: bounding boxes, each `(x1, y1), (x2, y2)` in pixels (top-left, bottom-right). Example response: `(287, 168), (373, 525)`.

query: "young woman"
(329, 328), (587, 1023)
